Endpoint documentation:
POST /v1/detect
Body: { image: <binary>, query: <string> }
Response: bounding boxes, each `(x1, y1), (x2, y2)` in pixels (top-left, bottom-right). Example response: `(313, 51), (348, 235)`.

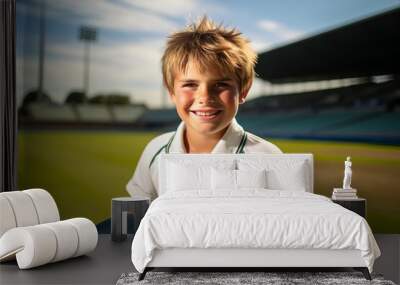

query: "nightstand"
(111, 197), (149, 242)
(332, 198), (366, 218)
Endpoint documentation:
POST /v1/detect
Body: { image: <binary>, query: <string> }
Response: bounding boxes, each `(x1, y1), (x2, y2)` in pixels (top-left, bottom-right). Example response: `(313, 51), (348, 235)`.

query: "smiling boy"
(127, 16), (282, 201)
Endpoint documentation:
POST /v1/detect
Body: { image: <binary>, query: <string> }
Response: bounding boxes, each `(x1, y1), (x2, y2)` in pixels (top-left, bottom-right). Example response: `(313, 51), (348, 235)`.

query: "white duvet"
(131, 190), (380, 273)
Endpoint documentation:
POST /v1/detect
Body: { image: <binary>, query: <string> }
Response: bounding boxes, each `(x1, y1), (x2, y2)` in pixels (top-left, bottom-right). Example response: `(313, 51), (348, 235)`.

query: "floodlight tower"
(38, 0), (46, 100)
(79, 26), (97, 97)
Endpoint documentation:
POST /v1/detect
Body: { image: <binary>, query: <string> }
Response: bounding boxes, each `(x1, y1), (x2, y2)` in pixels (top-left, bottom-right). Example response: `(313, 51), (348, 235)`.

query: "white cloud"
(257, 19), (303, 42)
(250, 39), (272, 53)
(47, 39), (164, 74)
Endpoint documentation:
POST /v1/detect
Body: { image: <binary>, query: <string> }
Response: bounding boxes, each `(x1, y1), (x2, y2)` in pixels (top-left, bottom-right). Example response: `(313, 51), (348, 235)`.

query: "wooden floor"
(0, 234), (398, 285)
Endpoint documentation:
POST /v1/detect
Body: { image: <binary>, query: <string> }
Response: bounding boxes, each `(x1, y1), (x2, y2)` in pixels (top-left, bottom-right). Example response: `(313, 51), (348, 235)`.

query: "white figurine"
(343, 156), (352, 189)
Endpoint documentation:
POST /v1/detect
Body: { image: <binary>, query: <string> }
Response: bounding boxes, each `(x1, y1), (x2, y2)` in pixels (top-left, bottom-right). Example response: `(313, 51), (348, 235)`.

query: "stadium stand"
(238, 108), (400, 144)
(24, 103), (77, 122)
(75, 104), (113, 122)
(235, 77), (400, 144)
(110, 105), (147, 123)
(236, 111), (310, 133)
(319, 111), (400, 144)
(136, 108), (180, 129)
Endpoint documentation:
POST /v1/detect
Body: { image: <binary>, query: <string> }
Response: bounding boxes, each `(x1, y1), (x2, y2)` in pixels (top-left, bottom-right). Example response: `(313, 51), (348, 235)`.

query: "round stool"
(111, 197), (149, 242)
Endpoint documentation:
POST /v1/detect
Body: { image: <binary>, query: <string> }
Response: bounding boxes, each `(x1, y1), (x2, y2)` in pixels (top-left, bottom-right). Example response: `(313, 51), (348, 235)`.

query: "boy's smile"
(169, 60), (248, 149)
(189, 108), (223, 121)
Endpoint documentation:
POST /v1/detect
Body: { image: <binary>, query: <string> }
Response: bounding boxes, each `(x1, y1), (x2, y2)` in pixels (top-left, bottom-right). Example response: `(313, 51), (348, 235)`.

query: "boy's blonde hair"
(162, 16), (257, 95)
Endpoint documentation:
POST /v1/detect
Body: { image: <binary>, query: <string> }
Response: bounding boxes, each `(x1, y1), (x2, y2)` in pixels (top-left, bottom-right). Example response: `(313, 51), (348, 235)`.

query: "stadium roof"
(255, 7), (400, 83)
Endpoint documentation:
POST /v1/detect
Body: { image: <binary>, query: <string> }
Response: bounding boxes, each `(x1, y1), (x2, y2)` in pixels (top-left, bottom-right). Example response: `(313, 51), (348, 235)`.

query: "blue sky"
(16, 0), (400, 108)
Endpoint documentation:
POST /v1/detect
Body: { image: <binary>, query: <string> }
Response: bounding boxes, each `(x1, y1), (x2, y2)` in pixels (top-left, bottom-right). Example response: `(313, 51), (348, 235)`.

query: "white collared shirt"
(126, 119), (282, 201)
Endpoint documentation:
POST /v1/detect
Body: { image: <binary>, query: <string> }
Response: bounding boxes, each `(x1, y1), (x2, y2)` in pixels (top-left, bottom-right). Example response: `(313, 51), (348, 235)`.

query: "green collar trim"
(236, 132), (247, 154)
(149, 132), (175, 169)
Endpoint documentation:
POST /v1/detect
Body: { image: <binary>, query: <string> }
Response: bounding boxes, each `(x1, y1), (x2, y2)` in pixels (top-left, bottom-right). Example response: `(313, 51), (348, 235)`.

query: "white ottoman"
(0, 189), (98, 269)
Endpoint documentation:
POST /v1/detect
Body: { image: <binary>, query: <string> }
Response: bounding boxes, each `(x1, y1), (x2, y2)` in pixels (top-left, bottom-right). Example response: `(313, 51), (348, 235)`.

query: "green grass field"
(18, 131), (400, 233)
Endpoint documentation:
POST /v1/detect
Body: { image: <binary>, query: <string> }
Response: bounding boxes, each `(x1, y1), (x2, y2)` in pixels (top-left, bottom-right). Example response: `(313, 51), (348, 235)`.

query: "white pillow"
(211, 168), (236, 190)
(238, 159), (309, 191)
(167, 162), (210, 191)
(237, 169), (267, 189)
(166, 158), (235, 192)
(266, 161), (308, 191)
(211, 168), (267, 190)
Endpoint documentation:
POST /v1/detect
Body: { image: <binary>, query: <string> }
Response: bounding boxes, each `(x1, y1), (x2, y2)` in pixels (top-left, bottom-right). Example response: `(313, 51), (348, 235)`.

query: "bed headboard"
(159, 154), (314, 195)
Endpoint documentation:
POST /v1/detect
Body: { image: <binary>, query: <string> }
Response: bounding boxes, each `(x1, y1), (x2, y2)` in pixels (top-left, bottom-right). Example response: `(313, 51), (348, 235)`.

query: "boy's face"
(169, 60), (248, 138)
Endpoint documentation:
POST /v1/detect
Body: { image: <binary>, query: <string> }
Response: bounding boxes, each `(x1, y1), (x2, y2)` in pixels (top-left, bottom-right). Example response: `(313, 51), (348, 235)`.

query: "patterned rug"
(116, 271), (396, 285)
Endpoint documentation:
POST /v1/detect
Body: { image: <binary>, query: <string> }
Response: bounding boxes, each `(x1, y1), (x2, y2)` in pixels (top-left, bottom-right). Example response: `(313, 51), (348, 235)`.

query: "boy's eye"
(215, 82), (230, 89)
(182, 83), (197, 88)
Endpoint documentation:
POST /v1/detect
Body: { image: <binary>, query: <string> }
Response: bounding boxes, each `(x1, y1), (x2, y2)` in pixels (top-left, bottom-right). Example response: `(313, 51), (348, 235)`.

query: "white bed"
(131, 154), (380, 280)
